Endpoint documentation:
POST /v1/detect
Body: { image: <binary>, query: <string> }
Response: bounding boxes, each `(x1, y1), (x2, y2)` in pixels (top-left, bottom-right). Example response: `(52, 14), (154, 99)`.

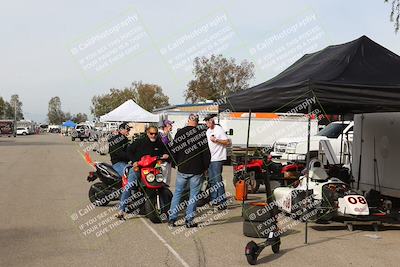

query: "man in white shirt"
(204, 114), (230, 209)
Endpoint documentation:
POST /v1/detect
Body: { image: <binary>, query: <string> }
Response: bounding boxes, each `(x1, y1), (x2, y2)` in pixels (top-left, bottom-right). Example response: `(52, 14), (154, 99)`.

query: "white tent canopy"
(99, 100), (159, 123)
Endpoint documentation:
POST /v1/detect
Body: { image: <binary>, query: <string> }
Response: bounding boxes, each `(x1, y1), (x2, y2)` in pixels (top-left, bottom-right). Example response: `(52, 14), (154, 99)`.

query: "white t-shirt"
(206, 125), (228, 162)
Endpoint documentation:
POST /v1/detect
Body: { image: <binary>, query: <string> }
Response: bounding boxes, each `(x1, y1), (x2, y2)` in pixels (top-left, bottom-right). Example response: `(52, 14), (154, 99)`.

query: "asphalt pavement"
(1, 134), (400, 267)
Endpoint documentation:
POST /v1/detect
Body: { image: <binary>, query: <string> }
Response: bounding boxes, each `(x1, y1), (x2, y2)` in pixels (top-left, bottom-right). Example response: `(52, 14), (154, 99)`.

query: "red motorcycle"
(233, 155), (303, 193)
(85, 152), (172, 224)
(127, 155), (173, 224)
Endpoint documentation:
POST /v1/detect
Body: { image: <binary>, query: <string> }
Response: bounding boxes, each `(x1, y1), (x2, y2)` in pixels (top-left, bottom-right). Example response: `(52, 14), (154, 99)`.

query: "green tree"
(91, 88), (136, 118)
(72, 113), (88, 123)
(47, 96), (65, 124)
(0, 97), (5, 119)
(385, 0), (400, 33)
(2, 95), (24, 120)
(91, 82), (169, 117)
(131, 81), (169, 112)
(63, 112), (72, 121)
(4, 102), (14, 119)
(185, 54), (255, 103)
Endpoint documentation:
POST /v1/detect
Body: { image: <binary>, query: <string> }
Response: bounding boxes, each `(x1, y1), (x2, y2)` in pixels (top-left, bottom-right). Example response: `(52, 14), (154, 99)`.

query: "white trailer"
(352, 113), (400, 198)
(219, 112), (318, 149)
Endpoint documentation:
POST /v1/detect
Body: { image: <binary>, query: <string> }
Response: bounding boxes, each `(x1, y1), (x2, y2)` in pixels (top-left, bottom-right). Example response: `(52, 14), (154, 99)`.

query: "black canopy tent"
(221, 35), (400, 244)
(220, 35), (400, 114)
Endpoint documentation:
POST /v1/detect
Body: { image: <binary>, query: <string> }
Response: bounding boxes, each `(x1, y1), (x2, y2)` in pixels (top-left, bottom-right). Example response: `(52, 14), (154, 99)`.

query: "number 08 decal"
(348, 196), (366, 204)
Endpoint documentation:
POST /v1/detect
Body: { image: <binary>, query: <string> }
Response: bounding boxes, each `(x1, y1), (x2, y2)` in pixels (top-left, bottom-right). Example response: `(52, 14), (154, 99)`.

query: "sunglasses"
(148, 132), (158, 136)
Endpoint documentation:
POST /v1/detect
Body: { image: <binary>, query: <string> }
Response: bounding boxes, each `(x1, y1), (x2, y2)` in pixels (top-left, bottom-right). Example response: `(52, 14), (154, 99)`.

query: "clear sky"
(0, 0), (398, 122)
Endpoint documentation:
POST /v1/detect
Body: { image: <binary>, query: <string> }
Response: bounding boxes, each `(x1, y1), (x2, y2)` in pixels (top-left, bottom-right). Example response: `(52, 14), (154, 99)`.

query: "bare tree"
(385, 0), (400, 32)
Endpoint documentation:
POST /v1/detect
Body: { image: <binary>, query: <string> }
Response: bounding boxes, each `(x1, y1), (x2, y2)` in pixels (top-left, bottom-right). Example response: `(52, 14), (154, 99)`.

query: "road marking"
(140, 218), (190, 267)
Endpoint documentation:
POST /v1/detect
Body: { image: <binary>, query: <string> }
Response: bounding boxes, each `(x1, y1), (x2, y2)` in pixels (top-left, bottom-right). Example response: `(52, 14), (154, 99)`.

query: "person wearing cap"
(168, 114), (211, 228)
(108, 122), (131, 177)
(159, 119), (174, 185)
(204, 114), (230, 209)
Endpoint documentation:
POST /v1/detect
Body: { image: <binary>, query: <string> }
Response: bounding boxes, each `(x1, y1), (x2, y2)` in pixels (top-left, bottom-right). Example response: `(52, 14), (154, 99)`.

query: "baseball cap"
(119, 122), (131, 130)
(188, 113), (199, 122)
(203, 113), (217, 121)
(162, 119), (174, 127)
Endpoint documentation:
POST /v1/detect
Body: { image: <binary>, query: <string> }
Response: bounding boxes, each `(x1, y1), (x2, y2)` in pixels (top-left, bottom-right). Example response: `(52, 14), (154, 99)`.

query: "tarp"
(62, 120), (77, 128)
(99, 100), (159, 122)
(220, 36), (400, 114)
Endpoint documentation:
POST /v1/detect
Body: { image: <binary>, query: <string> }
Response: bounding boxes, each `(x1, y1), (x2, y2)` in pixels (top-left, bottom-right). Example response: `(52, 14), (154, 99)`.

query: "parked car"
(16, 127), (30, 135)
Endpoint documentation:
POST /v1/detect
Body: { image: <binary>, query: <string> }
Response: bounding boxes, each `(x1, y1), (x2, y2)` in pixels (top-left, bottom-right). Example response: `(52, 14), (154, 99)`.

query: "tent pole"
(356, 114), (364, 190)
(244, 109), (252, 169)
(339, 114), (345, 165)
(305, 102), (312, 244)
(242, 109), (252, 208)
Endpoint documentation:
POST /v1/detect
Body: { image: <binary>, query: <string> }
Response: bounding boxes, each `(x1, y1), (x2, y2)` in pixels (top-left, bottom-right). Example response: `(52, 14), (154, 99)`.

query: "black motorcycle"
(87, 162), (122, 206)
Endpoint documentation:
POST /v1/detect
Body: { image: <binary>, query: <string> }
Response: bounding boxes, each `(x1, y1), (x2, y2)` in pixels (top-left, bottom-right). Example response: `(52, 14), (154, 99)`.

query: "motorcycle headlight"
(156, 174), (164, 183)
(146, 173), (155, 182)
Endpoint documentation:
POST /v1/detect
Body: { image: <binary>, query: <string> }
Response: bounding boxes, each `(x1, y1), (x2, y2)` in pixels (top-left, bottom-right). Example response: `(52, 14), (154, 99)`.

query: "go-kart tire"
(145, 188), (173, 224)
(245, 241), (259, 265)
(89, 182), (110, 206)
(80, 137), (84, 141)
(242, 202), (275, 222)
(243, 221), (270, 238)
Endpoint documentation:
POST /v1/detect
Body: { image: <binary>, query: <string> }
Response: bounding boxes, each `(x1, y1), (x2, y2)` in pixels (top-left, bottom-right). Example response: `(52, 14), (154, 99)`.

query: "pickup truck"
(272, 121), (353, 164)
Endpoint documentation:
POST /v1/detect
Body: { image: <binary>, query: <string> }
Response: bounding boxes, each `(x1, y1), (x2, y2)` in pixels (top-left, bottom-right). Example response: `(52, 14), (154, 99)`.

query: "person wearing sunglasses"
(116, 125), (169, 219)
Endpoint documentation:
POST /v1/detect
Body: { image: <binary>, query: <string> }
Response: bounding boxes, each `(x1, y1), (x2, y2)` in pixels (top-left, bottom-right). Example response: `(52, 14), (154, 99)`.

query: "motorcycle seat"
(98, 163), (122, 178)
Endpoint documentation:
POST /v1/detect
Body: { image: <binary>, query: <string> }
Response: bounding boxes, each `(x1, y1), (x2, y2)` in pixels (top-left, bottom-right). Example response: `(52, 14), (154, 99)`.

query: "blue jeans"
(208, 161), (226, 206)
(112, 162), (128, 177)
(119, 167), (139, 212)
(169, 172), (203, 223)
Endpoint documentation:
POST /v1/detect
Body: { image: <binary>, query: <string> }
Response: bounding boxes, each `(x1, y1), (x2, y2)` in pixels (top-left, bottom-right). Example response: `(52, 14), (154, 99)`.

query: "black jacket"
(128, 135), (167, 163)
(169, 125), (210, 175)
(108, 133), (129, 164)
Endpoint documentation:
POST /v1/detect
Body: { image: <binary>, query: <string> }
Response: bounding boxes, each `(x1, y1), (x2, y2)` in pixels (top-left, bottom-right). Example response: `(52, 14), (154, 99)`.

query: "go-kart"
(273, 159), (370, 223)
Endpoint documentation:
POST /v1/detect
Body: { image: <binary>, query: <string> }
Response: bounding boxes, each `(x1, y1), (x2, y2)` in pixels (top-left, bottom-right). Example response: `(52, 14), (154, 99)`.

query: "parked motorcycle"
(85, 153), (173, 223)
(130, 155), (173, 223)
(87, 162), (122, 206)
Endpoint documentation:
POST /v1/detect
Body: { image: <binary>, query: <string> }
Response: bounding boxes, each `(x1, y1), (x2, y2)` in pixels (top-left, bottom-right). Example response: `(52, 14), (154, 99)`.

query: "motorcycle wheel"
(89, 182), (110, 206)
(145, 188), (173, 224)
(248, 179), (259, 194)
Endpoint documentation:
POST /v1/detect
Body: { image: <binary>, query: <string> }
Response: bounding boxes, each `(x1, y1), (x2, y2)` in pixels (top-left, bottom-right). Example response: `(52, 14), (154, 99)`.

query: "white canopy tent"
(99, 100), (159, 123)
